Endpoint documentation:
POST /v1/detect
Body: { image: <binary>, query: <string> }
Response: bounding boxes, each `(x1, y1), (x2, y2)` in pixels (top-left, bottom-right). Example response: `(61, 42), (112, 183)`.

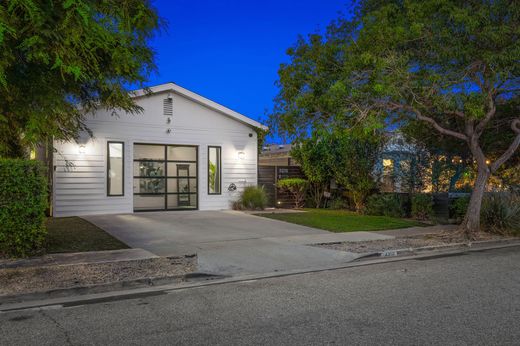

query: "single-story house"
(52, 83), (267, 217)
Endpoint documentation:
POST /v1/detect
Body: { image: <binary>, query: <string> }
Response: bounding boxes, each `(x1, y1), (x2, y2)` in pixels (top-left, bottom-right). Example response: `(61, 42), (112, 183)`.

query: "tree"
(328, 130), (383, 211)
(0, 0), (163, 158)
(270, 0), (520, 238)
(290, 131), (335, 208)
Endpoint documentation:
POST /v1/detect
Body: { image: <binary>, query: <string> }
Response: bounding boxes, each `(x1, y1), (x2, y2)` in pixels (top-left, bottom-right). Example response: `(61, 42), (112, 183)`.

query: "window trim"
(207, 146), (222, 195)
(107, 141), (125, 197)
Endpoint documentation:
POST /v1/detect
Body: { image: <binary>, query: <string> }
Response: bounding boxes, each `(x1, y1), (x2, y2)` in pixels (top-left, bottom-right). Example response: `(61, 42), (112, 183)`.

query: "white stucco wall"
(53, 88), (259, 217)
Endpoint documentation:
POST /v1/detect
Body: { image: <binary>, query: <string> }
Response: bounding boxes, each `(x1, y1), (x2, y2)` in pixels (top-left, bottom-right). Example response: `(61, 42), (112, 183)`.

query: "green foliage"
(450, 196), (470, 221)
(270, 0), (520, 234)
(234, 186), (268, 211)
(291, 131), (335, 208)
(277, 178), (308, 208)
(209, 162), (217, 192)
(0, 0), (163, 157)
(365, 193), (408, 218)
(328, 198), (348, 210)
(0, 159), (48, 257)
(411, 194), (433, 220)
(481, 193), (520, 235)
(328, 130), (383, 211)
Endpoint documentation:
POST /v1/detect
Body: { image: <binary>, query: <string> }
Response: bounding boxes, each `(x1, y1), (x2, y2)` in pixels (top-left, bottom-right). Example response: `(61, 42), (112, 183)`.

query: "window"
(208, 146), (221, 194)
(107, 142), (124, 196)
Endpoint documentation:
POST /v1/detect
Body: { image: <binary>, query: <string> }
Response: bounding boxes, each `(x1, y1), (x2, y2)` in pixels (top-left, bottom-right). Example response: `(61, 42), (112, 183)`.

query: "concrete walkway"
(83, 211), (394, 276)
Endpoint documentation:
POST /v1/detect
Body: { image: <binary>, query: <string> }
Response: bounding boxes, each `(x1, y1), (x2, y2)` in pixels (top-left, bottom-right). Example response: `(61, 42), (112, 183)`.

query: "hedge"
(0, 159), (48, 257)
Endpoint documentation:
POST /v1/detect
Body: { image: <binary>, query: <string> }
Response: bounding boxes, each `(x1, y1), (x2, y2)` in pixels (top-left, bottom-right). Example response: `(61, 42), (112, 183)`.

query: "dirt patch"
(0, 255), (197, 296)
(314, 232), (509, 254)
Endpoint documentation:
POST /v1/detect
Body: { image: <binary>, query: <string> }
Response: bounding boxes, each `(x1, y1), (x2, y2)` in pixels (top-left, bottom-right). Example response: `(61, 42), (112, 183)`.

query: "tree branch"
(387, 102), (468, 141)
(474, 93), (496, 137)
(490, 119), (520, 173)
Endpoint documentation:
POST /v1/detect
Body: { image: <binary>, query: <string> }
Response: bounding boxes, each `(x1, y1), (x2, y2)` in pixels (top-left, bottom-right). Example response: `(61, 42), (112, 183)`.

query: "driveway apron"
(83, 211), (391, 276)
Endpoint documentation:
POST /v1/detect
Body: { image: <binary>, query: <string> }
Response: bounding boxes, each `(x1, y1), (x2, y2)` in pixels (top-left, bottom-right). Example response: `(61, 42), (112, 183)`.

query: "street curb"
(0, 271), (225, 306)
(354, 237), (520, 260)
(1, 241), (519, 313)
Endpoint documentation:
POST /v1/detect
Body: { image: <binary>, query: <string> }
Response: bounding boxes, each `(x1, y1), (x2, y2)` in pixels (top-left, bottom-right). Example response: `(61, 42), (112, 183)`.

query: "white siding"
(53, 90), (259, 216)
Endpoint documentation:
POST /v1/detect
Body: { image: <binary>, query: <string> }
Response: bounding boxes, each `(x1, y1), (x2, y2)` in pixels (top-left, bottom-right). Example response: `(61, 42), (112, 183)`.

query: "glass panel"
(208, 147), (221, 194)
(108, 142), (124, 196)
(134, 144), (165, 160)
(167, 146), (196, 161)
(133, 161), (165, 177)
(167, 178), (197, 193)
(134, 195), (165, 210)
(167, 162), (197, 177)
(133, 178), (165, 194)
(168, 194), (197, 209)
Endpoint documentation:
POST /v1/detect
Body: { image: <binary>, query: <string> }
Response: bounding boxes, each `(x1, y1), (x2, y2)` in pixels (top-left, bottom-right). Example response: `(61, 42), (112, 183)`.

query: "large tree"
(270, 0), (520, 238)
(0, 0), (162, 157)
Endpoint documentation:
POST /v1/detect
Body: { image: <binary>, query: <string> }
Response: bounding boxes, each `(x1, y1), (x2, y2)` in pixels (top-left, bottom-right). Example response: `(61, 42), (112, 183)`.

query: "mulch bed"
(0, 255), (197, 296)
(313, 231), (509, 254)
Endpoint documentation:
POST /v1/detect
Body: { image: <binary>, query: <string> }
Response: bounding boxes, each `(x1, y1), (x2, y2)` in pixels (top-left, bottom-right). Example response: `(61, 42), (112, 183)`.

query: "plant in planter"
(277, 178), (308, 209)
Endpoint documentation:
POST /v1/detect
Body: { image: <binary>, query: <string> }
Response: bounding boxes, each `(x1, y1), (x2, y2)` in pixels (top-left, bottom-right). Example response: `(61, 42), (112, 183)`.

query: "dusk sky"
(147, 0), (350, 142)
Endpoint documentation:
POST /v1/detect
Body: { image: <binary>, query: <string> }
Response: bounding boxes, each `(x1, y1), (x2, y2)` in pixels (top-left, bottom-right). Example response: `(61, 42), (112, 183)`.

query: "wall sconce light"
(237, 151), (245, 160)
(78, 145), (86, 154)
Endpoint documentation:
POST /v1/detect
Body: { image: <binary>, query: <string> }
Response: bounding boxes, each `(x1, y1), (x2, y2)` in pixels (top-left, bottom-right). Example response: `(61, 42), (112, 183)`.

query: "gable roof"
(131, 82), (268, 131)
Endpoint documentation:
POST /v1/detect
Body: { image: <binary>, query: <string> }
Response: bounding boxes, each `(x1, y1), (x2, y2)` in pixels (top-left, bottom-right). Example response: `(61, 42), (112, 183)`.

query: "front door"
(133, 144), (198, 211)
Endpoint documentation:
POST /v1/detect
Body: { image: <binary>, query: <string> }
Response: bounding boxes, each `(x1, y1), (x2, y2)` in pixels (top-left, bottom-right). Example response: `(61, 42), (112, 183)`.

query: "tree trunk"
(460, 167), (490, 239)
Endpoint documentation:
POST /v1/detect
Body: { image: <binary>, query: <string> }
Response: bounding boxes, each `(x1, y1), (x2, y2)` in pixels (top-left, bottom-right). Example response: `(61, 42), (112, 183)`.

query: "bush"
(277, 178), (308, 209)
(233, 186), (268, 210)
(411, 194), (433, 220)
(450, 196), (470, 221)
(365, 193), (408, 218)
(328, 198), (348, 210)
(0, 159), (48, 257)
(481, 193), (520, 235)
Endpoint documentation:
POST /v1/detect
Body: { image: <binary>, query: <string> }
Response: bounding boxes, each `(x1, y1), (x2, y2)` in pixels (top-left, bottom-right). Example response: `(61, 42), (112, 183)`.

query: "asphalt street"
(1, 246), (519, 345)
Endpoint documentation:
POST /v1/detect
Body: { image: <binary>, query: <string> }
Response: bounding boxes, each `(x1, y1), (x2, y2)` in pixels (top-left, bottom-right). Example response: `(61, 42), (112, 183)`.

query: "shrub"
(481, 193), (520, 235)
(411, 194), (433, 220)
(277, 178), (308, 208)
(0, 159), (48, 257)
(450, 196), (470, 221)
(328, 198), (348, 210)
(365, 193), (407, 218)
(233, 186), (268, 210)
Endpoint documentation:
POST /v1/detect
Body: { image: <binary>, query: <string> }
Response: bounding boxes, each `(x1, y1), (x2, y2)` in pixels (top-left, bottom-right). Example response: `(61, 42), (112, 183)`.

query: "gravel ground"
(314, 232), (508, 254)
(0, 255), (197, 296)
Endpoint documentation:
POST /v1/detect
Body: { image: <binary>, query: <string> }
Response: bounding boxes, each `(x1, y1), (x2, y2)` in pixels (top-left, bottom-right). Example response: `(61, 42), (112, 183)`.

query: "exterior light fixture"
(78, 145), (86, 154)
(237, 151), (245, 160)
(486, 159), (490, 165)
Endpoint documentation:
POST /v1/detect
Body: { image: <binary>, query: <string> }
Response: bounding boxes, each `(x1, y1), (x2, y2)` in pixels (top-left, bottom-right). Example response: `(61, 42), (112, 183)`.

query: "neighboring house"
(377, 132), (419, 193)
(52, 83), (267, 217)
(259, 144), (296, 166)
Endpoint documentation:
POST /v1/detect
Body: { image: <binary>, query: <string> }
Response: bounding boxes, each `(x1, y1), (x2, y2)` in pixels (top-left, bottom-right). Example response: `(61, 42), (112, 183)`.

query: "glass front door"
(133, 144), (198, 211)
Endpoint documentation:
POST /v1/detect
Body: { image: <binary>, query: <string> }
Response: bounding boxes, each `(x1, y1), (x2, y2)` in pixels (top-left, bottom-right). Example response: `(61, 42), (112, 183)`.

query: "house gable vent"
(163, 98), (173, 116)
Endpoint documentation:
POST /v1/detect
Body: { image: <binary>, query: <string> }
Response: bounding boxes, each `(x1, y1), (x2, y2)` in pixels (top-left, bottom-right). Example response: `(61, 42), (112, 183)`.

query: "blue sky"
(146, 0), (350, 142)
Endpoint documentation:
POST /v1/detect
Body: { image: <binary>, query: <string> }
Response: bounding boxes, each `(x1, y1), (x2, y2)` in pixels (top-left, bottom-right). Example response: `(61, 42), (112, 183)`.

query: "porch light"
(237, 151), (245, 160)
(78, 145), (86, 154)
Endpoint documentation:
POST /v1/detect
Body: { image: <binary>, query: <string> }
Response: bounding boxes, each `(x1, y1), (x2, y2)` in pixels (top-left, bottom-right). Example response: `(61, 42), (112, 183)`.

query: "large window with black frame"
(133, 144), (198, 211)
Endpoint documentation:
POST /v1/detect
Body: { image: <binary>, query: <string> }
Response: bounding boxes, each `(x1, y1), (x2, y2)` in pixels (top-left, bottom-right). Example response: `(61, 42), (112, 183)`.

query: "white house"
(52, 83), (266, 217)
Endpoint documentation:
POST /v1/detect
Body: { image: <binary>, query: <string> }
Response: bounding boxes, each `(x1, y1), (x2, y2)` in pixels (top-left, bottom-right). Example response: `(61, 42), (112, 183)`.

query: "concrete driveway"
(83, 210), (392, 276)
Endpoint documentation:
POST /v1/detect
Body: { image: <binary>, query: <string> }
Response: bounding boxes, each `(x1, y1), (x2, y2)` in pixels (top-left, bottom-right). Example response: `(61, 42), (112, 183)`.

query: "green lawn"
(257, 209), (424, 233)
(45, 217), (129, 253)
